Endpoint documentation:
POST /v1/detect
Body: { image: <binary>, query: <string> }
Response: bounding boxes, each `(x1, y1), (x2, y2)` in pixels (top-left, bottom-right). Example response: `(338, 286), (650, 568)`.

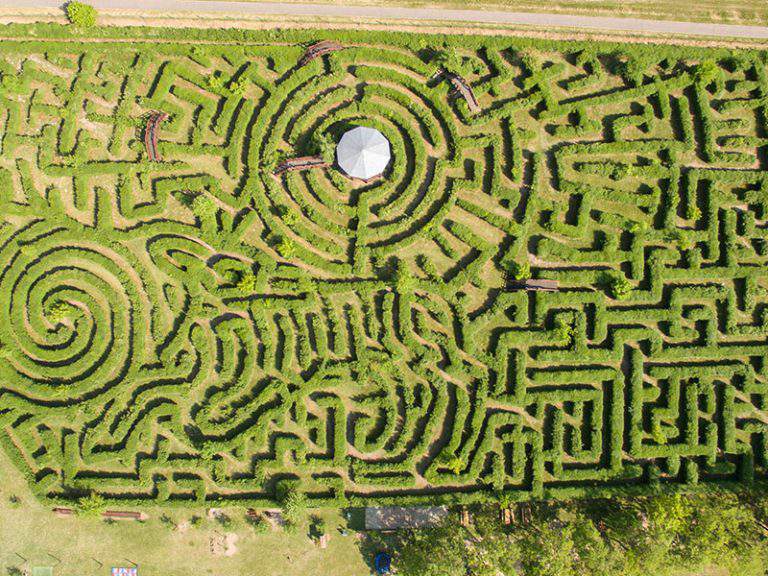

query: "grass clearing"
(0, 449), (367, 576)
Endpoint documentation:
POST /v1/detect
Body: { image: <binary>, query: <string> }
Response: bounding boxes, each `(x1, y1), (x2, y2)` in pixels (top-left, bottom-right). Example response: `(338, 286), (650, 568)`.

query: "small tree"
(77, 493), (106, 517)
(46, 301), (72, 324)
(276, 236), (297, 259)
(510, 261), (531, 281)
(693, 60), (720, 86)
(608, 274), (633, 300)
(444, 455), (465, 475)
(280, 487), (308, 530)
(229, 79), (247, 98)
(191, 195), (217, 221)
(393, 258), (415, 293)
(432, 44), (462, 76)
(555, 317), (575, 344)
(207, 73), (225, 92)
(236, 271), (257, 294)
(66, 2), (97, 27)
(310, 132), (335, 163)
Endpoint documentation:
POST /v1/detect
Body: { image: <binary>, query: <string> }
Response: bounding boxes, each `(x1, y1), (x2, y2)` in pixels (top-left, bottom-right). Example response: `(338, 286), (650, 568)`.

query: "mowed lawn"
(0, 451), (369, 576)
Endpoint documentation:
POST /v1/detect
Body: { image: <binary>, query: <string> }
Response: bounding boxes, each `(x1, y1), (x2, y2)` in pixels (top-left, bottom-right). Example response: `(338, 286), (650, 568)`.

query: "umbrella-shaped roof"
(336, 127), (391, 180)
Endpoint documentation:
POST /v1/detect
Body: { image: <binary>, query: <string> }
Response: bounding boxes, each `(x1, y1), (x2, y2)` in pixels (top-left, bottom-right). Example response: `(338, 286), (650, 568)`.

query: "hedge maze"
(1, 29), (768, 507)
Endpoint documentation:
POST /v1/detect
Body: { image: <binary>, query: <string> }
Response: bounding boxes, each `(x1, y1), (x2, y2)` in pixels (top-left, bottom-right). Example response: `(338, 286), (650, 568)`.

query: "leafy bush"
(280, 488), (308, 529)
(46, 301), (72, 324)
(510, 261), (531, 280)
(76, 493), (106, 517)
(235, 272), (257, 294)
(191, 195), (217, 220)
(608, 274), (633, 300)
(65, 2), (97, 27)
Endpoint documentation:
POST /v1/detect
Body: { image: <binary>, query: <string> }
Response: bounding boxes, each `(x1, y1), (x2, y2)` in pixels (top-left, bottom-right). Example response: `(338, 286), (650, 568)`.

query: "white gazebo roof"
(336, 126), (391, 180)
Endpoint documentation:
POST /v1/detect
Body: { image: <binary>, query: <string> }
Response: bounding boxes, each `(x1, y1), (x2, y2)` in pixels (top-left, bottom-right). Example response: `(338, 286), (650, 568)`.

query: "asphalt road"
(4, 0), (768, 39)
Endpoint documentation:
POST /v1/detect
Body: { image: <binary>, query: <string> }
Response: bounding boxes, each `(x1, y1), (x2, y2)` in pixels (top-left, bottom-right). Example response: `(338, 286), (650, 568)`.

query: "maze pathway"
(0, 32), (766, 507)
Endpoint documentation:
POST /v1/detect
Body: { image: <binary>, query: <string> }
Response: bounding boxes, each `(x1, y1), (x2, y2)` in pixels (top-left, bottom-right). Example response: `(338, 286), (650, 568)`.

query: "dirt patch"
(209, 531), (239, 556)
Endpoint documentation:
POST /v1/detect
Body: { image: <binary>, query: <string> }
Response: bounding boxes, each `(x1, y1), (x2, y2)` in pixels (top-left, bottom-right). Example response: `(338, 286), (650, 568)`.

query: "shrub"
(46, 301), (72, 324)
(191, 195), (217, 220)
(246, 514), (271, 534)
(65, 2), (97, 27)
(280, 488), (308, 529)
(608, 274), (633, 300)
(215, 512), (233, 529)
(236, 272), (257, 294)
(76, 493), (106, 517)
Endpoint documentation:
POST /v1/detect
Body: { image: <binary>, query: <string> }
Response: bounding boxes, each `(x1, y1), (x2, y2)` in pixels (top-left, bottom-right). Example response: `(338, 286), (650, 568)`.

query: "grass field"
(0, 23), (767, 514)
(0, 449), (368, 576)
(209, 0), (768, 27)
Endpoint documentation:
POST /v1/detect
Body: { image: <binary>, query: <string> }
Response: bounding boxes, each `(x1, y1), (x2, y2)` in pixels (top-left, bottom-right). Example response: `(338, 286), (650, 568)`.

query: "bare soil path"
(4, 0), (768, 39)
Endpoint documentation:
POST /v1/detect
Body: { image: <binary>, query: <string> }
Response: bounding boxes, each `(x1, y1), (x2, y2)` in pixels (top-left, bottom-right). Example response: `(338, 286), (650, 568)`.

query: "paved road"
(5, 0), (768, 39)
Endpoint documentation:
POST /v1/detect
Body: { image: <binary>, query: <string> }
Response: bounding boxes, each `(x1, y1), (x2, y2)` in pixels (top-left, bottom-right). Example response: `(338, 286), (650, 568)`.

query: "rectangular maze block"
(0, 28), (766, 507)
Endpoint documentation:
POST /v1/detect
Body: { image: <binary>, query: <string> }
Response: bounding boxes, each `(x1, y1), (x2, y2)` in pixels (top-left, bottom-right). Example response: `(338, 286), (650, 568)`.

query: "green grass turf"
(0, 449), (367, 576)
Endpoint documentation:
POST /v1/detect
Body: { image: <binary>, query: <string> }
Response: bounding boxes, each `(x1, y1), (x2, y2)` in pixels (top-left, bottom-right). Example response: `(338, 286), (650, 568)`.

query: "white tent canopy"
(336, 126), (391, 180)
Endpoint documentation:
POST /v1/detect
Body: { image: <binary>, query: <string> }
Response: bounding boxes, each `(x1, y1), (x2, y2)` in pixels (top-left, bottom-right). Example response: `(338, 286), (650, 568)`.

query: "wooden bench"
(444, 71), (480, 114)
(299, 41), (344, 67)
(510, 279), (559, 292)
(144, 111), (168, 161)
(52, 507), (146, 520)
(274, 155), (329, 175)
(103, 510), (146, 521)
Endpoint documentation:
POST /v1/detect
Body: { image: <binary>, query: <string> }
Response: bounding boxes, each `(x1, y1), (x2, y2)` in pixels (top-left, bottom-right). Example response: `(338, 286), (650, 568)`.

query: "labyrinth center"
(336, 126), (391, 180)
(0, 34), (767, 507)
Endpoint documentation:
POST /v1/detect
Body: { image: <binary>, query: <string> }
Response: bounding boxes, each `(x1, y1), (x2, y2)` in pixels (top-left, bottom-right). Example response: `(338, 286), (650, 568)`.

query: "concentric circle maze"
(0, 28), (767, 507)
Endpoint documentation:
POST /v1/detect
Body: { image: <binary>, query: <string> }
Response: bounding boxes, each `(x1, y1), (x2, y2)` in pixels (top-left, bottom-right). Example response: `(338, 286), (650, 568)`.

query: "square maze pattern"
(0, 33), (767, 507)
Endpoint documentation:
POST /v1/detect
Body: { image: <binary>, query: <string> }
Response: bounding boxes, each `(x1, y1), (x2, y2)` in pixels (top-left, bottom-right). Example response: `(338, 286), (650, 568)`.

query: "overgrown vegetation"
(376, 492), (768, 576)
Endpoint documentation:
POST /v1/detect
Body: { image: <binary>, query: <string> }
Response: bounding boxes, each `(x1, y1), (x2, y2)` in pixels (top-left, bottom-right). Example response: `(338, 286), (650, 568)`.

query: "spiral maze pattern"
(0, 35), (767, 506)
(2, 237), (135, 400)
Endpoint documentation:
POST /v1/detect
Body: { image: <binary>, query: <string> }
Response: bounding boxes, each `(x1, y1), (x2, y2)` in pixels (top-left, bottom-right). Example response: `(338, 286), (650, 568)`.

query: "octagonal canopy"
(336, 126), (391, 180)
